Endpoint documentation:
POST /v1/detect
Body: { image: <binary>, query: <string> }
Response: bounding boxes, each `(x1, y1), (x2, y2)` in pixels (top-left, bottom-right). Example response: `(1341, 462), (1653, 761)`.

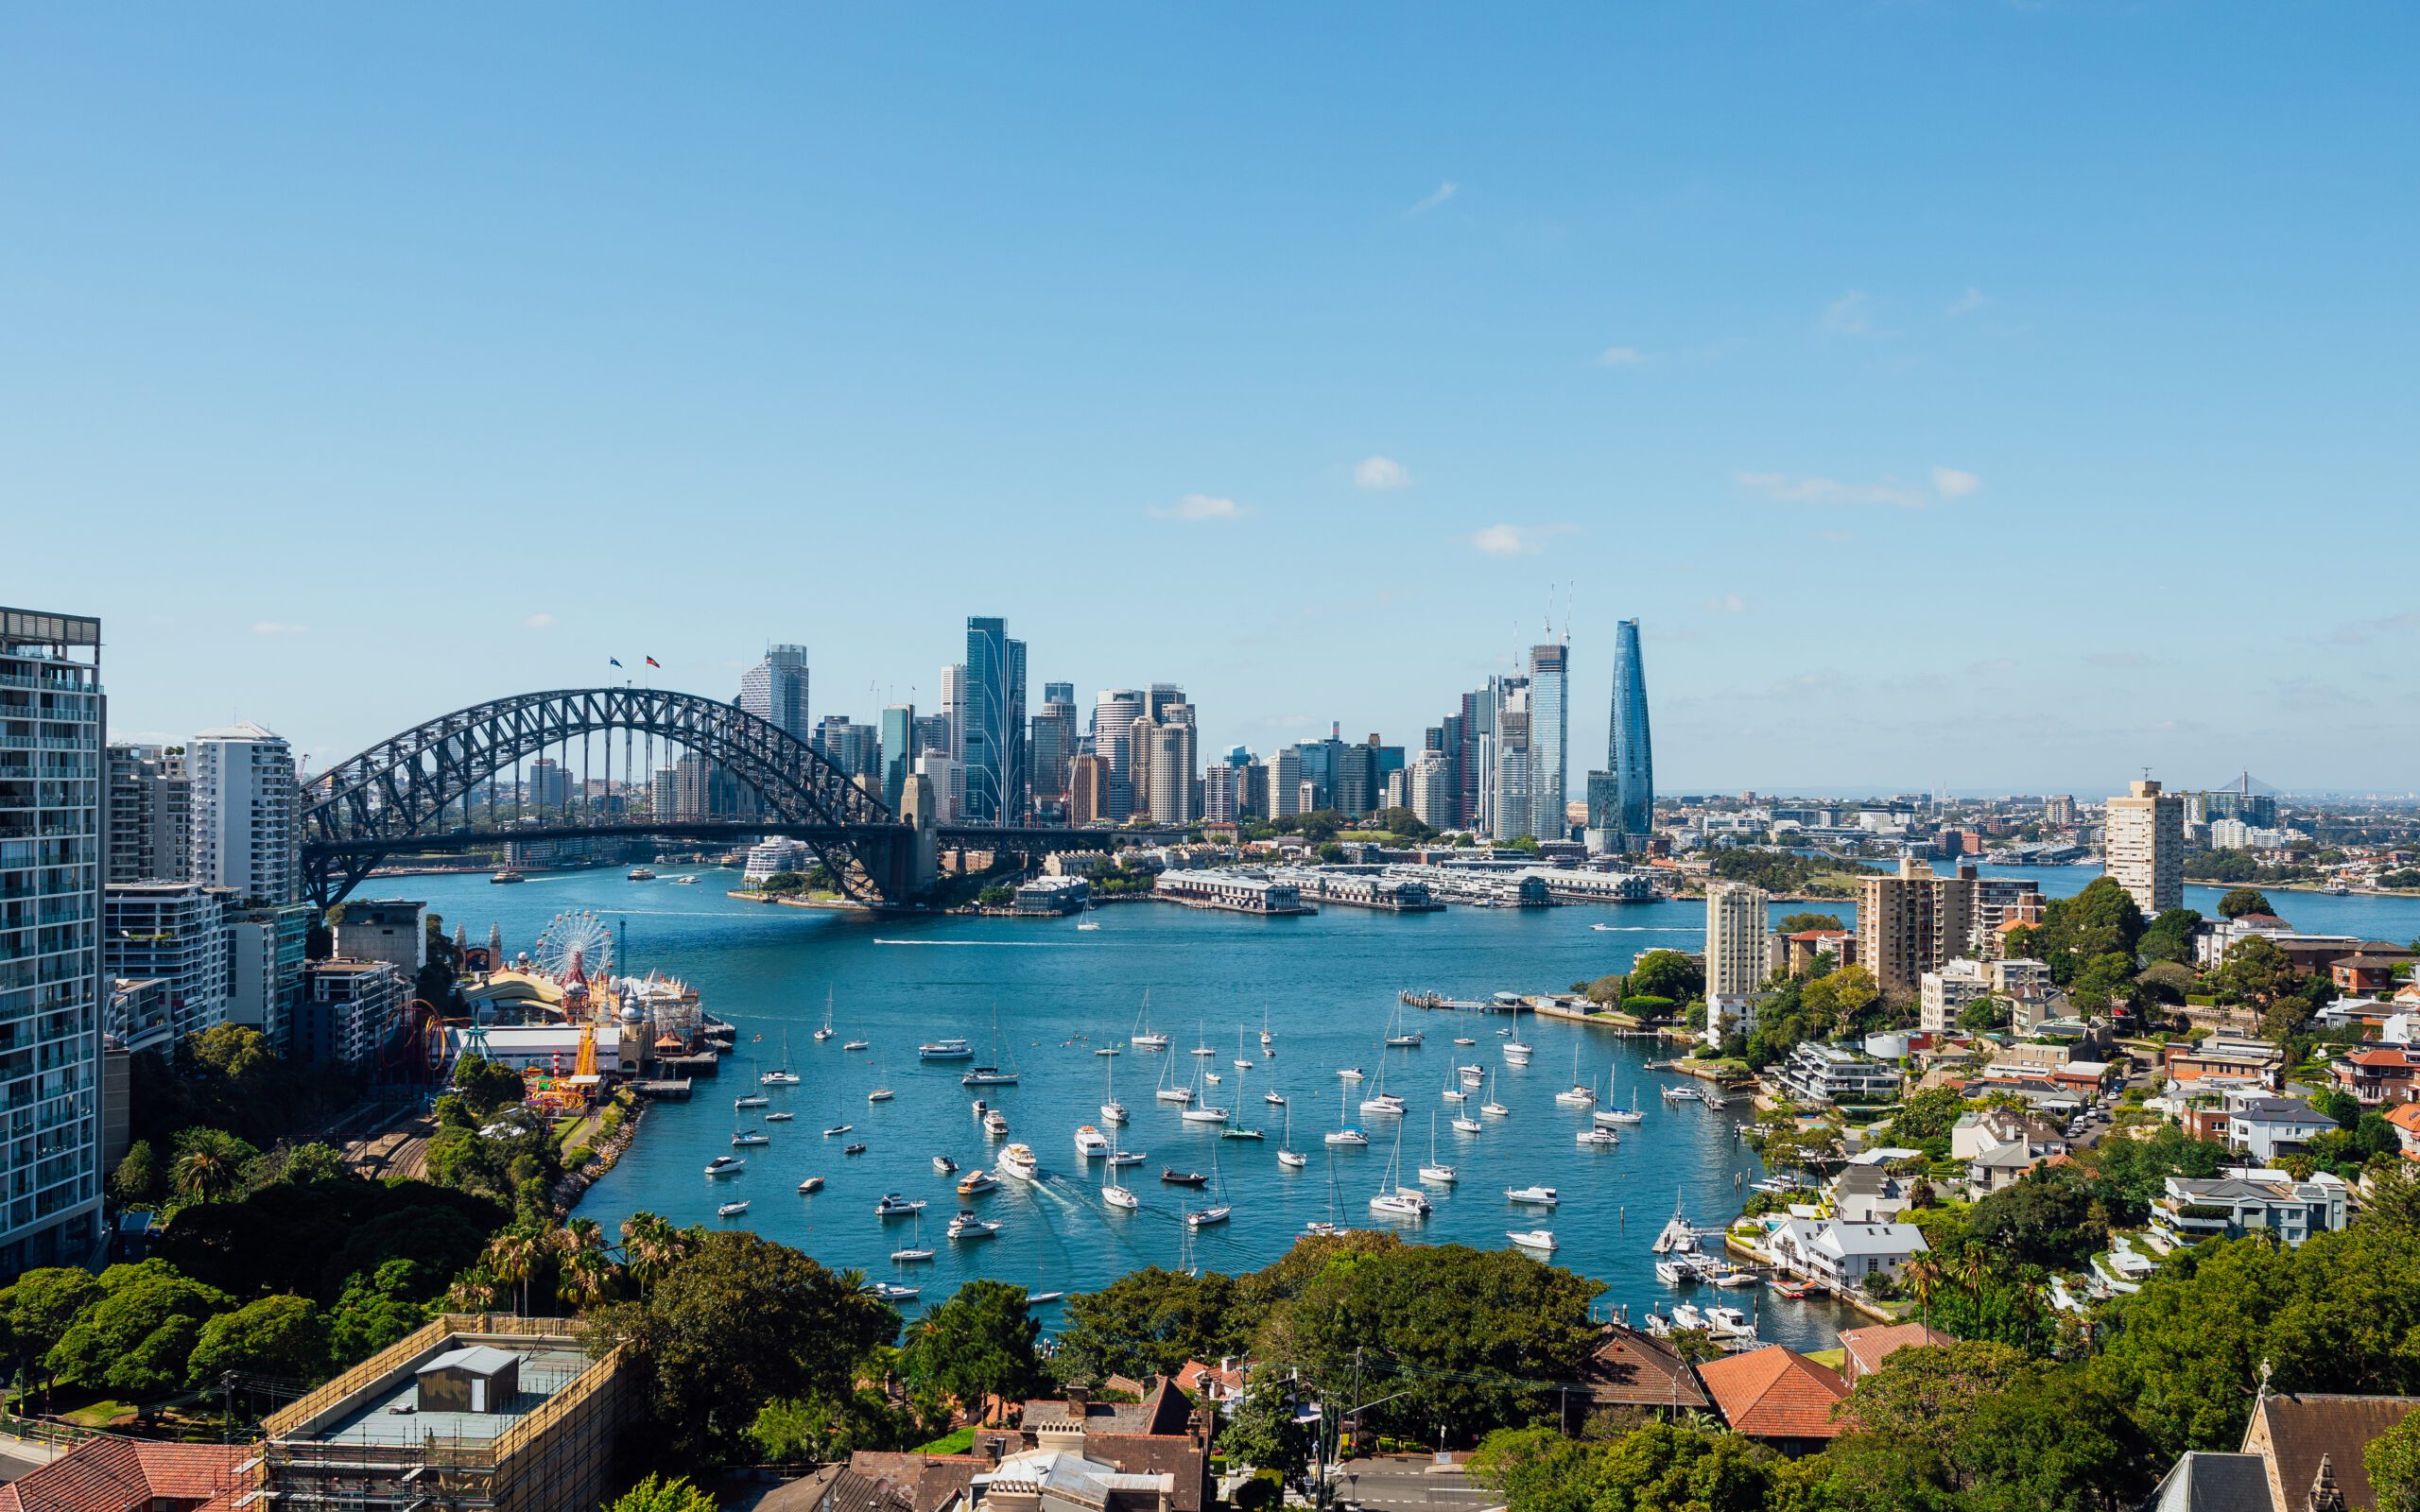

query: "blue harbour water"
(402, 865), (2420, 1351)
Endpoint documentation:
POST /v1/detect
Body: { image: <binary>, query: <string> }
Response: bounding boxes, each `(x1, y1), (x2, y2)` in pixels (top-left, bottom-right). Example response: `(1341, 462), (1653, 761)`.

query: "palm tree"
(485, 1226), (544, 1316)
(619, 1211), (679, 1296)
(447, 1267), (507, 1312)
(1960, 1242), (1988, 1301)
(1902, 1251), (1943, 1325)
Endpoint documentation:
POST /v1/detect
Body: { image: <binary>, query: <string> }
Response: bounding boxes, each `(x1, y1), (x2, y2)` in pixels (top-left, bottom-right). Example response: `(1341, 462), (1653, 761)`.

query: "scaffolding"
(254, 1314), (630, 1512)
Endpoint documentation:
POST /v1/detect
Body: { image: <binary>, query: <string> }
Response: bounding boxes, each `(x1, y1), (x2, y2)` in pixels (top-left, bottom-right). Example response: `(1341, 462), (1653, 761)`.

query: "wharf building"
(0, 606), (105, 1277)
(2106, 777), (2185, 917)
(105, 742), (189, 885)
(1152, 869), (1310, 915)
(187, 722), (299, 904)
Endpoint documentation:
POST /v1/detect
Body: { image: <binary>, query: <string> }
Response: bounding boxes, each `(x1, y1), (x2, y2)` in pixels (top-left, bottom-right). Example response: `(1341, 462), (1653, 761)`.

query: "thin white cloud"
(2325, 610), (2420, 646)
(1947, 286), (1989, 317)
(2084, 652), (2152, 669)
(1930, 466), (1983, 500)
(250, 622), (307, 635)
(1816, 290), (1874, 336)
(1598, 346), (1650, 367)
(1702, 593), (1747, 614)
(1149, 493), (1243, 522)
(1409, 180), (1460, 215)
(526, 612), (558, 629)
(1468, 524), (1571, 557)
(1736, 472), (1927, 509)
(1354, 456), (1412, 490)
(1967, 658), (2017, 674)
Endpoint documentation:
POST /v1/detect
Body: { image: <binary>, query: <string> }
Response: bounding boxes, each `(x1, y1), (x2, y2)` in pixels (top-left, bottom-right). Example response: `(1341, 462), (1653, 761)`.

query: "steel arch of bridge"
(300, 687), (898, 906)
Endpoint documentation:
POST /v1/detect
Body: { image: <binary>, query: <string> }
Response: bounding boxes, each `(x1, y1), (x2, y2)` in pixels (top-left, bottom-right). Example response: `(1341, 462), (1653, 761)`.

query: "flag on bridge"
(609, 658), (622, 668)
(645, 656), (661, 668)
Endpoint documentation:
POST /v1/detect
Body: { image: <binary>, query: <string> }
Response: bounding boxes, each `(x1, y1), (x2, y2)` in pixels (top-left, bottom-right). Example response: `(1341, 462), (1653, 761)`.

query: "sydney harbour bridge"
(298, 687), (1115, 908)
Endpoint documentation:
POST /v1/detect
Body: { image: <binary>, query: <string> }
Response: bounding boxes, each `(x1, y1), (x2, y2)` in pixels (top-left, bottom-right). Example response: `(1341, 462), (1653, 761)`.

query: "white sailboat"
(1180, 1053), (1230, 1124)
(1102, 1129), (1139, 1211)
(1130, 988), (1169, 1052)
(763, 1029), (801, 1086)
(1417, 1111), (1456, 1185)
(1481, 1070), (1509, 1119)
(1305, 1151), (1346, 1235)
(1260, 1005), (1274, 1050)
(1553, 1044), (1593, 1108)
(1278, 1100), (1307, 1169)
(813, 987), (835, 1042)
(960, 1007), (1020, 1086)
(1367, 1126), (1431, 1218)
(1598, 1085), (1645, 1125)
(1233, 1026), (1254, 1073)
(1186, 1143), (1232, 1228)
(1101, 1054), (1128, 1126)
(1324, 1077), (1368, 1146)
(1358, 1057), (1405, 1117)
(890, 1211), (934, 1264)
(1154, 1054), (1194, 1106)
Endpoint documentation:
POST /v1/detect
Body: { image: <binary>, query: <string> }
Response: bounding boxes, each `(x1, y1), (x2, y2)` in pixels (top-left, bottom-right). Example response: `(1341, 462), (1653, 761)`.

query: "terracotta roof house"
(1836, 1322), (1957, 1386)
(1693, 1346), (1849, 1452)
(1172, 1359), (1246, 1406)
(1017, 1383), (1213, 1512)
(0, 1438), (251, 1512)
(2240, 1392), (2420, 1512)
(844, 1452), (1001, 1512)
(1578, 1324), (1712, 1416)
(2384, 1102), (2420, 1158)
(1021, 1381), (1194, 1438)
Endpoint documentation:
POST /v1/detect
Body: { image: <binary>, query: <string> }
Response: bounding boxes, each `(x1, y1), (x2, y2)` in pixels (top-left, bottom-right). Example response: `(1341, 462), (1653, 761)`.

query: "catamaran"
(1130, 989), (1169, 1052)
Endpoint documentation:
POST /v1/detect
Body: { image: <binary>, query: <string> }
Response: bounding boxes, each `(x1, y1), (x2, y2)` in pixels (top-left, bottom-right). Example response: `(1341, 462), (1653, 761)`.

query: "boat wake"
(872, 938), (1069, 948)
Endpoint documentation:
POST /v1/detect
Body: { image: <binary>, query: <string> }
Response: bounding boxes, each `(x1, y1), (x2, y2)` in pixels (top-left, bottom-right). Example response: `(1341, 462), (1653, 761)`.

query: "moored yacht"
(1507, 1228), (1557, 1252)
(1074, 1125), (1112, 1159)
(994, 1143), (1040, 1181)
(1503, 1184), (1559, 1206)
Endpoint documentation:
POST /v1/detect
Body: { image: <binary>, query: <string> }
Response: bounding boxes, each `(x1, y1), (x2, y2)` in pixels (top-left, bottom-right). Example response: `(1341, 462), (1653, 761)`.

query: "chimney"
(983, 1434), (1006, 1465)
(1067, 1384), (1090, 1417)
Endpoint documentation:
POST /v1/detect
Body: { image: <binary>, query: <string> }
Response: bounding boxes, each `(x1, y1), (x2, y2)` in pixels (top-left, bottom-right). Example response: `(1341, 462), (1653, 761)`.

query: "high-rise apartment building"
(1068, 752), (1109, 827)
(2042, 795), (2077, 827)
(1608, 619), (1653, 850)
(1203, 764), (1238, 823)
(227, 901), (311, 1050)
(1147, 683), (1185, 723)
(879, 705), (916, 811)
(1858, 859), (1979, 995)
(1583, 771), (1619, 854)
(1093, 690), (1146, 822)
(962, 619), (1027, 825)
(1484, 675), (1531, 842)
(1149, 706), (1198, 825)
(1528, 643), (1568, 842)
(527, 756), (571, 809)
(0, 607), (105, 1276)
(1704, 881), (1771, 1001)
(1409, 750), (1453, 828)
(106, 743), (190, 885)
(737, 644), (811, 743)
(104, 883), (232, 1041)
(1457, 688), (1490, 830)
(1029, 692), (1078, 820)
(2106, 778), (2185, 917)
(188, 723), (298, 905)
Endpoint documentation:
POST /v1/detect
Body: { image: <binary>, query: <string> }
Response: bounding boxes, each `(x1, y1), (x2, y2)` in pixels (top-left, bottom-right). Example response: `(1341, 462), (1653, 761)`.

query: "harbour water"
(403, 864), (2420, 1349)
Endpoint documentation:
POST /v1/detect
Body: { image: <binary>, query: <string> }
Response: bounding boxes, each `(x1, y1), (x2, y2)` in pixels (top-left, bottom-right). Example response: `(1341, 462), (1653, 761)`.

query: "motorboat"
(717, 1200), (750, 1217)
(983, 1109), (1011, 1138)
(823, 1124), (854, 1138)
(843, 1040), (870, 1053)
(957, 1169), (999, 1196)
(1671, 1302), (1707, 1331)
(946, 1210), (1001, 1241)
(1220, 1126), (1265, 1142)
(1503, 1184), (1559, 1207)
(1337, 1067), (1365, 1083)
(705, 1155), (746, 1177)
(920, 1038), (976, 1060)
(1074, 1125), (1112, 1159)
(735, 1092), (770, 1109)
(932, 1155), (959, 1175)
(843, 1143), (868, 1156)
(1555, 1085), (1596, 1108)
(870, 1282), (921, 1302)
(1702, 1305), (1756, 1339)
(1458, 1064), (1485, 1085)
(1305, 1219), (1343, 1237)
(1161, 1169), (1208, 1187)
(796, 1176), (823, 1194)
(1507, 1228), (1557, 1252)
(763, 1069), (801, 1088)
(1186, 1205), (1232, 1228)
(628, 868), (657, 881)
(1663, 1085), (1700, 1103)
(1386, 1030), (1424, 1048)
(1204, 1073), (1221, 1085)
(994, 1143), (1040, 1181)
(733, 1130), (769, 1148)
(1575, 1126), (1619, 1147)
(874, 1194), (926, 1217)
(1096, 1046), (1119, 1057)
(766, 1108), (796, 1123)
(1709, 1265), (1761, 1290)
(1109, 1150), (1145, 1167)
(671, 875), (698, 885)
(1655, 1259), (1693, 1286)
(868, 1087), (895, 1103)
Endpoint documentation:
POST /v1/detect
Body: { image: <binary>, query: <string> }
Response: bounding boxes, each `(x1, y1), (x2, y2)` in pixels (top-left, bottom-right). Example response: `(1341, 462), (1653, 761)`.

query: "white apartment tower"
(188, 724), (300, 904)
(0, 607), (106, 1276)
(1704, 880), (1771, 1001)
(2105, 778), (2185, 917)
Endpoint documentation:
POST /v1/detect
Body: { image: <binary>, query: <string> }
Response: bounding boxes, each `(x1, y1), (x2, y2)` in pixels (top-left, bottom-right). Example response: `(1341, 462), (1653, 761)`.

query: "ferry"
(628, 868), (658, 881)
(919, 1038), (976, 1061)
(1507, 1228), (1557, 1252)
(490, 870), (526, 885)
(704, 1155), (746, 1177)
(957, 1169), (999, 1196)
(994, 1143), (1040, 1181)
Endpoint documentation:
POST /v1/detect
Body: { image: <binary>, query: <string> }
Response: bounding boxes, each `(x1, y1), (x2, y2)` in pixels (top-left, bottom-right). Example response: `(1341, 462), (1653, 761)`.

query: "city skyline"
(12, 8), (2419, 791)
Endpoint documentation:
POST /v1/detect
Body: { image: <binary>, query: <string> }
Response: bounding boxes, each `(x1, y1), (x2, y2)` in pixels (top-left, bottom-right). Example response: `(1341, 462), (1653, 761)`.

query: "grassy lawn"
(60, 1399), (138, 1428)
(1803, 1348), (1847, 1372)
(912, 1427), (976, 1455)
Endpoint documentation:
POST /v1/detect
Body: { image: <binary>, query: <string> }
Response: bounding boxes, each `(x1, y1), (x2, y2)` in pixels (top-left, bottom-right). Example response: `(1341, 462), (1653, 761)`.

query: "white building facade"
(188, 723), (299, 905)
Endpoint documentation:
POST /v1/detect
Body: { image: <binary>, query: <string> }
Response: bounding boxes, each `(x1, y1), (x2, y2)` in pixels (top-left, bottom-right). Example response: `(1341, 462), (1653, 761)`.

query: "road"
(1326, 1457), (1495, 1512)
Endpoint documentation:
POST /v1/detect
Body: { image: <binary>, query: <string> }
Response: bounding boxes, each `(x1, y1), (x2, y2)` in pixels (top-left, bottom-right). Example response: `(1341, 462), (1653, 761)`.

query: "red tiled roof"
(1837, 1322), (1957, 1383)
(842, 1452), (991, 1512)
(0, 1438), (251, 1512)
(1694, 1347), (1849, 1440)
(2384, 1105), (2420, 1133)
(2345, 1048), (2419, 1068)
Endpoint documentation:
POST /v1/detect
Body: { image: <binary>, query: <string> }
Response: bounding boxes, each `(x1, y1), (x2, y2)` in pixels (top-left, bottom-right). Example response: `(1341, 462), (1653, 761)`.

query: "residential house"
(1776, 1041), (1903, 1106)
(1766, 1218), (1929, 1291)
(1577, 1325), (1713, 1418)
(1171, 1360), (1245, 1410)
(2238, 1392), (2420, 1512)
(2332, 954), (2407, 997)
(1950, 1107), (2066, 1162)
(1830, 1162), (1913, 1223)
(1693, 1347), (1850, 1455)
(2386, 1103), (2420, 1159)
(2331, 1046), (2420, 1107)
(2165, 1036), (2283, 1093)
(835, 1452), (1005, 1512)
(1015, 1383), (1211, 1512)
(1837, 1322), (1958, 1387)
(2150, 1172), (2351, 1249)
(2222, 1093), (2341, 1162)
(0, 1438), (251, 1512)
(969, 1436), (1179, 1512)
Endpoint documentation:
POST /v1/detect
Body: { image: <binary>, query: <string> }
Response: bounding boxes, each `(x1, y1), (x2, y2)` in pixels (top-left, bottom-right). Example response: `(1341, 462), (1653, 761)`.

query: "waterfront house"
(1836, 1322), (1957, 1387)
(2150, 1172), (2350, 1249)
(1693, 1346), (1850, 1454)
(1578, 1325), (1713, 1418)
(1766, 1218), (1928, 1291)
(1829, 1162), (1913, 1223)
(2331, 1046), (2420, 1107)
(1775, 1041), (1902, 1106)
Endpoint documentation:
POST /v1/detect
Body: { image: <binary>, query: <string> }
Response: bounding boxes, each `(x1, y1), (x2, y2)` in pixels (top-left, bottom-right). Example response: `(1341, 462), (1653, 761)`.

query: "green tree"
(1471, 1421), (1786, 1512)
(112, 1140), (164, 1205)
(2068, 952), (2141, 1017)
(188, 1023), (276, 1088)
(2217, 886), (2275, 919)
(0, 1267), (103, 1363)
(452, 1054), (528, 1116)
(1802, 966), (1882, 1037)
(586, 1230), (899, 1464)
(902, 1280), (1043, 1425)
(1843, 1339), (2028, 1458)
(185, 1295), (329, 1386)
(1053, 1266), (1242, 1384)
(1886, 1088), (1969, 1149)
(1630, 950), (1704, 1005)
(44, 1261), (234, 1393)
(2213, 936), (2294, 1017)
(606, 1473), (719, 1512)
(1775, 912), (1845, 935)
(2367, 1407), (2420, 1512)
(2139, 907), (2206, 965)
(171, 1127), (261, 1203)
(328, 1259), (433, 1366)
(1220, 1367), (1317, 1486)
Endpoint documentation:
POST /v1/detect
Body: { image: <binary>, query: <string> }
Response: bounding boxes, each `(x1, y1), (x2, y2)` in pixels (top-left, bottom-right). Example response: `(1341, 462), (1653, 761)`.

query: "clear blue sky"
(8, 5), (2414, 795)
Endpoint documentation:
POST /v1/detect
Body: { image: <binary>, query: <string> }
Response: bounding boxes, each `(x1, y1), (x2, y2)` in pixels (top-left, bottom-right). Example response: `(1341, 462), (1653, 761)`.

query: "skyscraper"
(1528, 643), (1568, 842)
(1094, 689), (1145, 821)
(1704, 881), (1771, 1001)
(2106, 779), (2185, 917)
(0, 606), (105, 1276)
(963, 617), (1027, 825)
(941, 663), (968, 762)
(1029, 689), (1078, 821)
(1484, 675), (1531, 841)
(737, 644), (811, 742)
(1150, 708), (1199, 825)
(188, 723), (299, 905)
(1608, 619), (1653, 850)
(879, 705), (915, 811)
(106, 743), (190, 885)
